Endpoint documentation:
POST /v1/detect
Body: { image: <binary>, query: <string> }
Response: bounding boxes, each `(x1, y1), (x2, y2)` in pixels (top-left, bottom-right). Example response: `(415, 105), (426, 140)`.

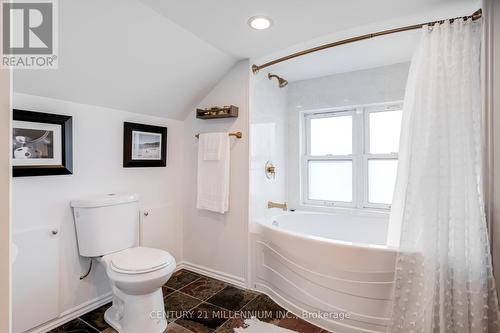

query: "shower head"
(268, 73), (288, 88)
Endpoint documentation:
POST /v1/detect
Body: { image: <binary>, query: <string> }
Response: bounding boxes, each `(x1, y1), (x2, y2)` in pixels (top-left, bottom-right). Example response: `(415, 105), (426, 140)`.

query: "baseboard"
(26, 293), (113, 333)
(177, 261), (246, 288)
(25, 264), (244, 332)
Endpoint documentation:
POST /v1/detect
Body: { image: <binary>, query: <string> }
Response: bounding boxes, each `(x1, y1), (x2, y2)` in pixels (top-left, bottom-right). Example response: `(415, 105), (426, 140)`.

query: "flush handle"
(51, 229), (58, 235)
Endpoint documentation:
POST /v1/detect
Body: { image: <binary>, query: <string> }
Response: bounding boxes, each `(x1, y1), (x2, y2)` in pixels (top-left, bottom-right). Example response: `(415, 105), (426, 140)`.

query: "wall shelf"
(196, 105), (238, 119)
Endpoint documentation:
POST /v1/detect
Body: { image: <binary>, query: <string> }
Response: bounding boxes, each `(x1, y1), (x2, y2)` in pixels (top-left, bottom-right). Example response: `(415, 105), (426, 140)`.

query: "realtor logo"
(1, 0), (58, 68)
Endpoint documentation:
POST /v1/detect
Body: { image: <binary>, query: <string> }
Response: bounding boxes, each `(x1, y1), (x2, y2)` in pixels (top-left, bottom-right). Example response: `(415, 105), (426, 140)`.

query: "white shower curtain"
(388, 19), (500, 332)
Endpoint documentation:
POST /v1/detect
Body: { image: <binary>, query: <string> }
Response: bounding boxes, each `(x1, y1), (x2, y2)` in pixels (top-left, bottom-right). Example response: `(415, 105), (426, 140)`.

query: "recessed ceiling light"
(248, 16), (272, 30)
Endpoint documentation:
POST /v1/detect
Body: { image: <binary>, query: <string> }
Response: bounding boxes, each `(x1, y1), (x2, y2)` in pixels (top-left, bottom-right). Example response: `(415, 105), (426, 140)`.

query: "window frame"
(301, 101), (403, 211)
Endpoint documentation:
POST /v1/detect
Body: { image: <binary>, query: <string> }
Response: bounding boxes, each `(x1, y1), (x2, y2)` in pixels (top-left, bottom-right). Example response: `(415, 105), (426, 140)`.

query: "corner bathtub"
(250, 211), (397, 333)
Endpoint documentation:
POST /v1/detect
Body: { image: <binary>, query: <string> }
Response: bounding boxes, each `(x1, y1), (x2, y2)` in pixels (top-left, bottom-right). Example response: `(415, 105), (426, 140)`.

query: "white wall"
(249, 71), (288, 221)
(0, 68), (11, 332)
(182, 60), (250, 285)
(286, 62), (410, 210)
(11, 93), (184, 329)
(487, 0), (500, 296)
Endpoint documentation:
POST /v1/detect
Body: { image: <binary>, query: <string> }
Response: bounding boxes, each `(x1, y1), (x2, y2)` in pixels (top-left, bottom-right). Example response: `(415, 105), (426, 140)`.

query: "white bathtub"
(250, 211), (397, 333)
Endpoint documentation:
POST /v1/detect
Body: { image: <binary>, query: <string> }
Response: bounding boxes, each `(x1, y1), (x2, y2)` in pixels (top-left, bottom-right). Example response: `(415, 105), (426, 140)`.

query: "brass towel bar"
(195, 131), (242, 139)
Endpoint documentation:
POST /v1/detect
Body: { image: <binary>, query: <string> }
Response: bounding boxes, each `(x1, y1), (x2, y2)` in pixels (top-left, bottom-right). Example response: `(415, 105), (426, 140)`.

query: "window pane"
(369, 110), (402, 154)
(310, 115), (352, 155)
(368, 159), (398, 205)
(308, 160), (352, 202)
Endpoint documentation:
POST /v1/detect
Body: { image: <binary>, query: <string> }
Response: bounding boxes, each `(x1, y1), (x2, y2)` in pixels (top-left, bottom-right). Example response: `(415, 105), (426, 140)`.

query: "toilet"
(71, 193), (176, 333)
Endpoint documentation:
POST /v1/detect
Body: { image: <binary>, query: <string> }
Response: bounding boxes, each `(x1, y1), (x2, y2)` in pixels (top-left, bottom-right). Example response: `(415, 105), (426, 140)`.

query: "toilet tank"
(71, 194), (139, 257)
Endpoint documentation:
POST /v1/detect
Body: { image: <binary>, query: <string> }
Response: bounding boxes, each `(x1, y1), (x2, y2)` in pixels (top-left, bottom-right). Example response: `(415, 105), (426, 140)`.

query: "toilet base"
(104, 287), (167, 333)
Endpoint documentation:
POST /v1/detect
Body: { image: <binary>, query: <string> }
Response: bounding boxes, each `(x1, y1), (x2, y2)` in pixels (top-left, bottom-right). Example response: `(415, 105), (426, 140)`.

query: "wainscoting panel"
(13, 226), (60, 333)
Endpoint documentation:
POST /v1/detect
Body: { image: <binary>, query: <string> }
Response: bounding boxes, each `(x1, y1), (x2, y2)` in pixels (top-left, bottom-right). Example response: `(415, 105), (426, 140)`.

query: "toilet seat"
(99, 247), (176, 333)
(109, 247), (174, 275)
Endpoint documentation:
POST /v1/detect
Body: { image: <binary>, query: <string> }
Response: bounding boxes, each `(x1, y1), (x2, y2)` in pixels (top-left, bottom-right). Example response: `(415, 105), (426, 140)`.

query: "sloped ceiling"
(139, 0), (478, 59)
(13, 0), (236, 120)
(13, 0), (479, 120)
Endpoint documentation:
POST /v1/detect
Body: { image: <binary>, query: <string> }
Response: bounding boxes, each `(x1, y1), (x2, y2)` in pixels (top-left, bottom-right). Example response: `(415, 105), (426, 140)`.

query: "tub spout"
(268, 201), (287, 211)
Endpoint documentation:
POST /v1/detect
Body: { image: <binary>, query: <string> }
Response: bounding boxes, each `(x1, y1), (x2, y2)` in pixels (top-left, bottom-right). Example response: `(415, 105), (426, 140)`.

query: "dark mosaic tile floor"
(48, 269), (328, 333)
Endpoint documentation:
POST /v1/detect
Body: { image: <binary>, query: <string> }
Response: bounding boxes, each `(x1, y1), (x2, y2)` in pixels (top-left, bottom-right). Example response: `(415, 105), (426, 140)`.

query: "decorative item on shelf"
(12, 109), (73, 177)
(196, 105), (238, 119)
(123, 122), (167, 168)
(265, 161), (276, 179)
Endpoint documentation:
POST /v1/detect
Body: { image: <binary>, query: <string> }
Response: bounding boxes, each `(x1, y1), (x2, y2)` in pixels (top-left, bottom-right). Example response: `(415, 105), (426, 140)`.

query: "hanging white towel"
(196, 133), (230, 213)
(201, 132), (225, 161)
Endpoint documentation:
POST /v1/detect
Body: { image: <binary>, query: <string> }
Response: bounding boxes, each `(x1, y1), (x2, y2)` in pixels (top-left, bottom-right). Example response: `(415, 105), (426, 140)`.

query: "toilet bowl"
(98, 247), (176, 333)
(70, 194), (177, 333)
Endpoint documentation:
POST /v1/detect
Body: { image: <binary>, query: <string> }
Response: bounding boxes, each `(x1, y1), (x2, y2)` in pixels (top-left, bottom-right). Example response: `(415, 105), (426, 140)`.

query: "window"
(303, 103), (402, 209)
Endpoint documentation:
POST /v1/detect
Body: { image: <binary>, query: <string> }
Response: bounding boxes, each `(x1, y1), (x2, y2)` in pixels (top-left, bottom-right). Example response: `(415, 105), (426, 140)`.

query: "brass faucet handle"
(265, 161), (276, 179)
(267, 165), (276, 179)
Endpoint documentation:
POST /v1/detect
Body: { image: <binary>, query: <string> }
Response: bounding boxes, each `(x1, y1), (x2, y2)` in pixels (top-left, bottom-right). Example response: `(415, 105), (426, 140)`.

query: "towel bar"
(195, 131), (242, 139)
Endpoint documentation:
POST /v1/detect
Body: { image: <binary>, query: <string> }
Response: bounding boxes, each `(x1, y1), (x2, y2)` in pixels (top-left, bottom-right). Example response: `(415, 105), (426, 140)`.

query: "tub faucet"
(268, 201), (287, 211)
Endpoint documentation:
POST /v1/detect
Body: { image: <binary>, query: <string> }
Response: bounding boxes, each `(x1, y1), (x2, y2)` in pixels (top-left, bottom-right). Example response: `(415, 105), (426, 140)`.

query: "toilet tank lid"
(70, 193), (139, 208)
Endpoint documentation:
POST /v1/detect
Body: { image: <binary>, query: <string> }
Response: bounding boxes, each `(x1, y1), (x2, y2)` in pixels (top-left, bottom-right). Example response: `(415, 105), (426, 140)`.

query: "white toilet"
(71, 193), (176, 333)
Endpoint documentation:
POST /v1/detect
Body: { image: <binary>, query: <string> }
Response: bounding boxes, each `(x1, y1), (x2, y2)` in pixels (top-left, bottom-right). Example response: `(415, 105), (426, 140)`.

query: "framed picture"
(123, 122), (167, 167)
(12, 109), (73, 177)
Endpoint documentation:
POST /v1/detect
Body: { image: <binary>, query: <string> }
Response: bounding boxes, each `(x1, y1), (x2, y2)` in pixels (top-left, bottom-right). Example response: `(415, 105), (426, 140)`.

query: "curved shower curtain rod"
(251, 9), (482, 74)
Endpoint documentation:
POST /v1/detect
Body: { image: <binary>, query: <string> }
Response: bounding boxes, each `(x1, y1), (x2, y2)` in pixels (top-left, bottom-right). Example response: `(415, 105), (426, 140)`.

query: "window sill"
(295, 202), (390, 219)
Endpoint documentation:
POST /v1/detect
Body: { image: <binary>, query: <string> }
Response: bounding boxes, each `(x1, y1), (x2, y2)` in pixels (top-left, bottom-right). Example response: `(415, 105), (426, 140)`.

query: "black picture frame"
(123, 122), (167, 168)
(12, 109), (73, 177)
